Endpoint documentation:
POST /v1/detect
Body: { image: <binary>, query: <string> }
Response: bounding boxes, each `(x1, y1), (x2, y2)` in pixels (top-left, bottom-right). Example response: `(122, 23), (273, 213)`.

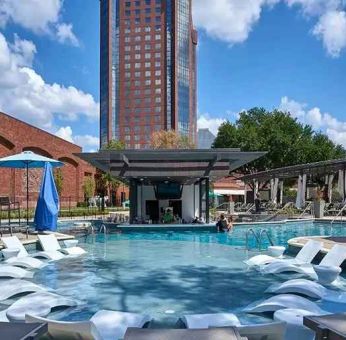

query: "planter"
(313, 200), (325, 218)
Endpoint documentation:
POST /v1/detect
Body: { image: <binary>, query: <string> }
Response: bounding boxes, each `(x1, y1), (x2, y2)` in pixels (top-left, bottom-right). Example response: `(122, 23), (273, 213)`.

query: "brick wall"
(0, 111), (96, 207)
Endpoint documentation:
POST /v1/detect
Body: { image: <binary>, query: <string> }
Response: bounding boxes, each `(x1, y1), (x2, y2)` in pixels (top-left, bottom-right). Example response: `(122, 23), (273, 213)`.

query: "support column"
(129, 179), (138, 224)
(205, 177), (210, 223)
(279, 180), (284, 205)
(328, 174), (334, 203)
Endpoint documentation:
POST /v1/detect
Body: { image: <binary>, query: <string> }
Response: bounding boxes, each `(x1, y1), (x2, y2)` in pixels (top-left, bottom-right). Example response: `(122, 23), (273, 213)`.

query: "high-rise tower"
(100, 0), (197, 149)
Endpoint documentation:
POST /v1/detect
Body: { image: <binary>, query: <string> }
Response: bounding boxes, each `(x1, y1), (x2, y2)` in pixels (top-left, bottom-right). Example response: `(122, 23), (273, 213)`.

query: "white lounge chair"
(2, 236), (64, 264)
(181, 313), (241, 329)
(2, 236), (47, 269)
(243, 294), (328, 314)
(181, 314), (286, 340)
(260, 244), (346, 279)
(2, 291), (77, 322)
(26, 310), (152, 340)
(266, 278), (346, 303)
(245, 239), (323, 267)
(0, 279), (47, 301)
(38, 234), (86, 256)
(0, 265), (33, 279)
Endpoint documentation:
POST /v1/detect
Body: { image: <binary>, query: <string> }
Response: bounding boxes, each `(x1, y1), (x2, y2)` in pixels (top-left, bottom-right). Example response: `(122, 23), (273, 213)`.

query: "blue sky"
(0, 0), (345, 150)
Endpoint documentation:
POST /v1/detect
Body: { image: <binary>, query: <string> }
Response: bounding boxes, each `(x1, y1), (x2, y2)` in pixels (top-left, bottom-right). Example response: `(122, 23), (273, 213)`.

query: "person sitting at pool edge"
(216, 214), (229, 232)
(227, 216), (234, 232)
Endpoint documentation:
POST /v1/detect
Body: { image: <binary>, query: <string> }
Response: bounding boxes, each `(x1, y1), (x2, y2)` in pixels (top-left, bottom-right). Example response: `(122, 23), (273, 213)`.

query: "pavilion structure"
(241, 158), (346, 208)
(78, 149), (265, 224)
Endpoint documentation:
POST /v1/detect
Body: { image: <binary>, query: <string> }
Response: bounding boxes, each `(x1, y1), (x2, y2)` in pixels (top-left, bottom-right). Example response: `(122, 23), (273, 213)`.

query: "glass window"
(155, 25), (161, 31)
(134, 36), (141, 42)
(145, 62), (151, 67)
(145, 44), (151, 50)
(155, 43), (161, 49)
(145, 79), (151, 85)
(135, 80), (141, 86)
(125, 2), (131, 7)
(125, 46), (131, 52)
(155, 7), (161, 14)
(145, 17), (151, 23)
(145, 35), (151, 41)
(155, 106), (161, 112)
(155, 79), (161, 85)
(145, 0), (151, 5)
(125, 10), (131, 16)
(155, 70), (161, 76)
(135, 54), (141, 60)
(124, 55), (130, 61)
(135, 17), (140, 24)
(145, 53), (151, 59)
(135, 45), (141, 50)
(155, 61), (161, 67)
(125, 28), (131, 34)
(155, 97), (161, 103)
(144, 26), (151, 32)
(125, 72), (131, 78)
(125, 63), (131, 69)
(135, 9), (140, 15)
(135, 1), (140, 6)
(155, 16), (161, 23)
(125, 37), (130, 43)
(155, 52), (160, 58)
(135, 27), (141, 33)
(135, 63), (141, 68)
(145, 71), (151, 77)
(144, 89), (151, 95)
(145, 8), (151, 14)
(135, 71), (141, 77)
(155, 88), (161, 94)
(125, 135), (131, 141)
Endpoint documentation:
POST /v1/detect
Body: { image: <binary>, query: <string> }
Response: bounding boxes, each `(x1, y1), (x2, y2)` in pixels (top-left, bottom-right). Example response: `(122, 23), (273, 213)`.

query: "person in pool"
(227, 216), (234, 232)
(216, 214), (229, 232)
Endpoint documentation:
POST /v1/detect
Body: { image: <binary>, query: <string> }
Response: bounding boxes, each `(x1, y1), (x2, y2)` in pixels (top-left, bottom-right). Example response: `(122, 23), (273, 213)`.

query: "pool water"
(33, 221), (346, 325)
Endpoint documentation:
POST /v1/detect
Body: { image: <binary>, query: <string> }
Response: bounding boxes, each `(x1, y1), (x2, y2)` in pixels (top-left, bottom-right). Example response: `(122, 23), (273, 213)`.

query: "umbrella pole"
(26, 163), (29, 226)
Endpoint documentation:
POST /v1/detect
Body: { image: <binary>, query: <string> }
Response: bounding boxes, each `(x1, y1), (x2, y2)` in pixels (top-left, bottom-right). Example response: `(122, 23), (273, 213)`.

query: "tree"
(150, 130), (195, 149)
(213, 108), (345, 174)
(53, 168), (63, 196)
(83, 176), (95, 201)
(101, 139), (125, 151)
(100, 172), (122, 206)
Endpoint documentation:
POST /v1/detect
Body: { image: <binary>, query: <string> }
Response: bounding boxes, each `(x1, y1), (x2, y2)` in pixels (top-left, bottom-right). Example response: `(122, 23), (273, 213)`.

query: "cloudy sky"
(0, 0), (345, 150)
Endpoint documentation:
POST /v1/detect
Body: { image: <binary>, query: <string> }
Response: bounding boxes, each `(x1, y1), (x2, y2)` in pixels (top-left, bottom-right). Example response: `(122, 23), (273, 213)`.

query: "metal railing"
(259, 229), (274, 249)
(99, 224), (107, 234)
(245, 228), (261, 251)
(299, 202), (313, 219)
(331, 203), (346, 225)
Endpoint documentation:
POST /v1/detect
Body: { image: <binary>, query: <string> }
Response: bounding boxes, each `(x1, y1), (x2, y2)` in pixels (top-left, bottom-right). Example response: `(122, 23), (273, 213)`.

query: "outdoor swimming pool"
(31, 221), (346, 326)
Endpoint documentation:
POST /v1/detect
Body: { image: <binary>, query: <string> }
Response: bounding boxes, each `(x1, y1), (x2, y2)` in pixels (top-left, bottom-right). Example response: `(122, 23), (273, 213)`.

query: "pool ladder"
(99, 224), (107, 234)
(245, 228), (274, 251)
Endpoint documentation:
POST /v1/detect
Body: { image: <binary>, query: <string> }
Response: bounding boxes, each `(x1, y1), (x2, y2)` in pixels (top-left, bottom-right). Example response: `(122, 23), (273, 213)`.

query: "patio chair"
(26, 310), (152, 340)
(0, 291), (77, 322)
(243, 294), (328, 314)
(2, 235), (63, 263)
(0, 265), (33, 279)
(260, 244), (346, 279)
(0, 279), (47, 302)
(38, 234), (86, 256)
(245, 239), (323, 267)
(266, 278), (346, 303)
(181, 314), (286, 340)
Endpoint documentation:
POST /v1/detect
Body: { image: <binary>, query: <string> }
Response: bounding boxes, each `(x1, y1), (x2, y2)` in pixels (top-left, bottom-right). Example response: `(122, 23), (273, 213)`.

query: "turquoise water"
(32, 221), (346, 325)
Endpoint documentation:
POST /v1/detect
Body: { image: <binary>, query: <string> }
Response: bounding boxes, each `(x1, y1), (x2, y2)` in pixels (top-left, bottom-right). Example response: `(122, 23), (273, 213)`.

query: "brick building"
(0, 111), (97, 208)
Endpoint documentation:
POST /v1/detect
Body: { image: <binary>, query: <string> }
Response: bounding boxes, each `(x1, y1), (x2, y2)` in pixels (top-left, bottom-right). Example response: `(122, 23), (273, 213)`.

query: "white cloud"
(55, 125), (99, 151)
(312, 10), (346, 57)
(193, 0), (346, 57)
(197, 114), (226, 135)
(56, 23), (79, 47)
(193, 0), (279, 45)
(279, 96), (346, 147)
(0, 0), (78, 46)
(0, 33), (98, 130)
(55, 126), (74, 143)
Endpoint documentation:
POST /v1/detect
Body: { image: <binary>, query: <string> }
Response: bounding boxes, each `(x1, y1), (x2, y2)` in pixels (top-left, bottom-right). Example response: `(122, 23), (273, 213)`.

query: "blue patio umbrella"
(0, 151), (63, 225)
(34, 163), (59, 232)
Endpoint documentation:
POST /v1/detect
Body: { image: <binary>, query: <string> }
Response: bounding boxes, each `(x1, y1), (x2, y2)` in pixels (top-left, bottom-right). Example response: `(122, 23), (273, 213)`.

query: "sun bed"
(0, 279), (47, 302)
(2, 236), (64, 264)
(260, 244), (346, 279)
(1, 291), (77, 322)
(181, 313), (241, 329)
(266, 278), (346, 303)
(245, 239), (323, 267)
(181, 313), (286, 340)
(0, 265), (33, 279)
(2, 236), (47, 269)
(38, 234), (86, 256)
(123, 328), (244, 340)
(26, 310), (152, 340)
(243, 294), (328, 314)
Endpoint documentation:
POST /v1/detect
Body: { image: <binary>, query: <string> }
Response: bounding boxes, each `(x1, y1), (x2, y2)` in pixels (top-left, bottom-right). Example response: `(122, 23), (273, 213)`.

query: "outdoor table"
(274, 308), (316, 340)
(124, 327), (246, 340)
(0, 322), (47, 340)
(304, 313), (346, 340)
(314, 265), (342, 285)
